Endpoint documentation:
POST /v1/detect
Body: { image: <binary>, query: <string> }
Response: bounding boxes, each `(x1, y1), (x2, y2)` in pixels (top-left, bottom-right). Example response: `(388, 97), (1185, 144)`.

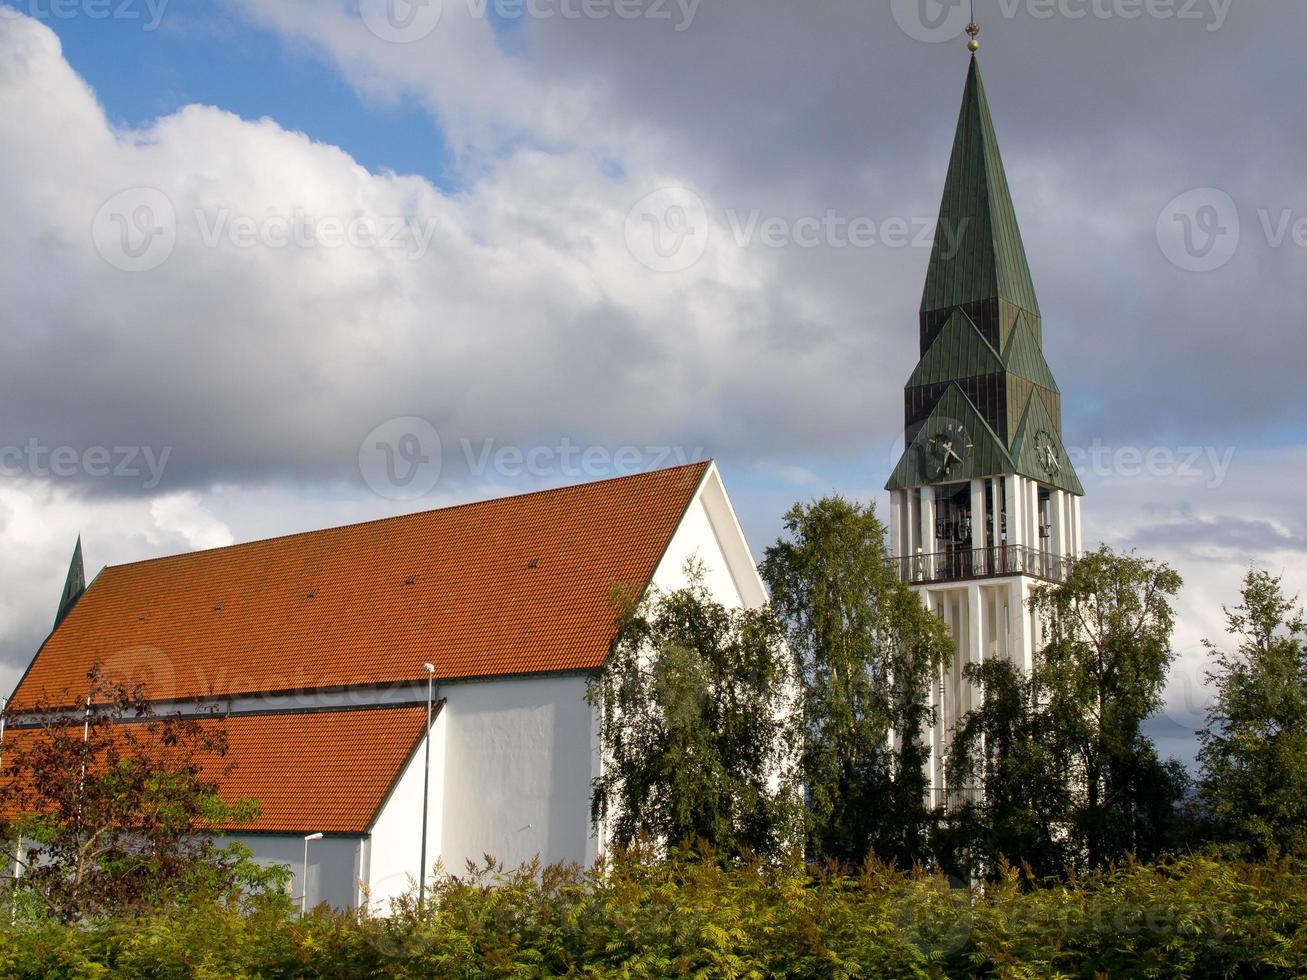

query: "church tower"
(885, 52), (1084, 804)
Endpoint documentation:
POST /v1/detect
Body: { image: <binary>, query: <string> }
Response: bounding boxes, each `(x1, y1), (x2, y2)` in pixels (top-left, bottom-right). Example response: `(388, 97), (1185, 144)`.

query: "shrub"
(2, 851), (1305, 977)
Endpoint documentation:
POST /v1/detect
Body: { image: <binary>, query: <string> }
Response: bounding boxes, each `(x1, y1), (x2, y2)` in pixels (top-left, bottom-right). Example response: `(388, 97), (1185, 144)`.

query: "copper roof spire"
(887, 52), (1085, 497)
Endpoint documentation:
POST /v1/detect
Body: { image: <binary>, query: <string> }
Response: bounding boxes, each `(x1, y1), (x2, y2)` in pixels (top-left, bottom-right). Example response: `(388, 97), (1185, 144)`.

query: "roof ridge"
(943, 379), (1014, 468)
(101, 460), (713, 574)
(3, 698), (433, 729)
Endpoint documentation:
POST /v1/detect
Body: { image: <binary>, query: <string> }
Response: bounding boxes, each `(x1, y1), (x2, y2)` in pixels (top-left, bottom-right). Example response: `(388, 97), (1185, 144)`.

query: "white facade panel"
(653, 495), (738, 600)
(366, 706), (446, 912)
(438, 673), (595, 874)
(650, 465), (762, 609)
(223, 833), (363, 913)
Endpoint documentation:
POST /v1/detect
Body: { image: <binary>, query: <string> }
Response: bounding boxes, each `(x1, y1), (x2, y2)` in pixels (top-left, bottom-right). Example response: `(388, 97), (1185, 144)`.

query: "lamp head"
(423, 663), (436, 675)
(304, 832), (324, 841)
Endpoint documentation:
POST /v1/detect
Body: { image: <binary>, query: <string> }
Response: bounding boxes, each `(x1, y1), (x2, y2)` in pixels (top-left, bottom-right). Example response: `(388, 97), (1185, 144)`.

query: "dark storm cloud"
(2, 1), (1303, 493)
(525, 0), (1307, 446)
(1130, 508), (1307, 560)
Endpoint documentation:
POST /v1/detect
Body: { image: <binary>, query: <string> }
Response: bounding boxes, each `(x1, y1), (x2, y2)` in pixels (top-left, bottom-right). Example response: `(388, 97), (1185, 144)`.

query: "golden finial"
(966, 21), (980, 53)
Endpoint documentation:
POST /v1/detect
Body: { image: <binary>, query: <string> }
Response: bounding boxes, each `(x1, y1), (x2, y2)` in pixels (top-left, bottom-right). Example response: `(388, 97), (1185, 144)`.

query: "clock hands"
(928, 432), (972, 477)
(1038, 440), (1060, 474)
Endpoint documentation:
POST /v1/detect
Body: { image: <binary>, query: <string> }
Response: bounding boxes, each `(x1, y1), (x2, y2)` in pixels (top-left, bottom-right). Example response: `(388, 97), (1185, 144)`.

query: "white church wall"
(222, 832), (364, 912)
(650, 465), (766, 609)
(590, 471), (760, 862)
(438, 673), (594, 874)
(653, 495), (735, 598)
(366, 706), (446, 912)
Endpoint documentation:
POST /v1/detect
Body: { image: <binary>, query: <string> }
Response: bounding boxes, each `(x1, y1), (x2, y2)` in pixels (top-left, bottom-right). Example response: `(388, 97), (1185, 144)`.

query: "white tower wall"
(889, 477), (1080, 805)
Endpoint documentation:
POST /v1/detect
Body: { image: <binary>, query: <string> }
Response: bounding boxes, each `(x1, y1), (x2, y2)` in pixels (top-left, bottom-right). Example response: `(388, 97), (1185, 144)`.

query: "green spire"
(920, 57), (1040, 320)
(888, 59), (1081, 496)
(55, 536), (86, 629)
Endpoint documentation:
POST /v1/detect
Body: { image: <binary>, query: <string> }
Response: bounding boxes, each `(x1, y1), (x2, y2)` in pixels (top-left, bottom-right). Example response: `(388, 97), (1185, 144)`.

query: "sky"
(1, 0), (1304, 768)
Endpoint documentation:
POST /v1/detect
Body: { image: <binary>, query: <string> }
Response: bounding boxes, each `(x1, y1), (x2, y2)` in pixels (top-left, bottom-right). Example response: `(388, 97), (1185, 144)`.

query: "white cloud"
(0, 8), (827, 688)
(753, 460), (818, 486)
(0, 9), (865, 493)
(227, 0), (603, 158)
(1084, 448), (1307, 766)
(148, 493), (234, 551)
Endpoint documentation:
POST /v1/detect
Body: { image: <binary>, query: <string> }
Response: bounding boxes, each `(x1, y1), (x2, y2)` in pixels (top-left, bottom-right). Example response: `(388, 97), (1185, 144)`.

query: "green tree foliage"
(588, 563), (800, 858)
(1199, 569), (1307, 859)
(937, 658), (1074, 881)
(760, 497), (952, 866)
(943, 547), (1189, 878)
(0, 667), (274, 922)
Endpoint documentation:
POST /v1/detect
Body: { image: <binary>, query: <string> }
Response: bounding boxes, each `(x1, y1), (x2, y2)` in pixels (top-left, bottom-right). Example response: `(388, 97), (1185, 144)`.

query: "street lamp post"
(0, 695), (9, 772)
(301, 832), (323, 915)
(418, 662), (436, 913)
(2, 695), (15, 898)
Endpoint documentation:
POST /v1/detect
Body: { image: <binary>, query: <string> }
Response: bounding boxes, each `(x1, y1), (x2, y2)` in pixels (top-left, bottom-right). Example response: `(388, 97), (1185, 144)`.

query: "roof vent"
(526, 559), (539, 570)
(213, 602), (224, 611)
(405, 575), (417, 586)
(137, 613), (148, 621)
(307, 588), (317, 599)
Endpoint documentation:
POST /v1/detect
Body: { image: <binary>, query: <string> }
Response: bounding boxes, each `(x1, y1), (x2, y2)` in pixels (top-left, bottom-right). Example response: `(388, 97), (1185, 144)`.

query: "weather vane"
(967, 0), (980, 52)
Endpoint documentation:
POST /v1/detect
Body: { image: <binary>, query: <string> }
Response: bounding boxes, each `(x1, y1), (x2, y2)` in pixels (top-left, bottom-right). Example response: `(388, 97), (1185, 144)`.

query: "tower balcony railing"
(888, 544), (1072, 587)
(923, 785), (983, 812)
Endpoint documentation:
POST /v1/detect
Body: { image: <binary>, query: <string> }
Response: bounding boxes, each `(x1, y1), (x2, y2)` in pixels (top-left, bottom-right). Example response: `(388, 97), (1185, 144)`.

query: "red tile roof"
(0, 705), (431, 834)
(11, 463), (710, 708)
(210, 706), (431, 833)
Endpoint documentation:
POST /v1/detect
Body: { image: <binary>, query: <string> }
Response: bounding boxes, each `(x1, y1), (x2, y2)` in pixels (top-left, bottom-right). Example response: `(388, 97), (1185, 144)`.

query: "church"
(5, 462), (766, 910)
(4, 46), (1081, 909)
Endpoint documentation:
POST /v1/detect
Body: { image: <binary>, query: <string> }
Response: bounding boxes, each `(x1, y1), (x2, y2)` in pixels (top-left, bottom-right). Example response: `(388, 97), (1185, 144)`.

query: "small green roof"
(1002, 313), (1060, 393)
(920, 58), (1040, 319)
(1011, 389), (1084, 495)
(908, 309), (1004, 387)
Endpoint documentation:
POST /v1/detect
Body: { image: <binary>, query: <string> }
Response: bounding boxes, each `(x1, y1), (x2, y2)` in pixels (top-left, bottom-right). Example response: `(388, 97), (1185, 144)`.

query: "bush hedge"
(3, 853), (1306, 978)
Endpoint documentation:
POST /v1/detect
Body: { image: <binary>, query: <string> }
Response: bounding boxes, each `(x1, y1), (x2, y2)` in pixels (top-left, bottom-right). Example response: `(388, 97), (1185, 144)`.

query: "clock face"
(1034, 428), (1061, 476)
(922, 420), (974, 481)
